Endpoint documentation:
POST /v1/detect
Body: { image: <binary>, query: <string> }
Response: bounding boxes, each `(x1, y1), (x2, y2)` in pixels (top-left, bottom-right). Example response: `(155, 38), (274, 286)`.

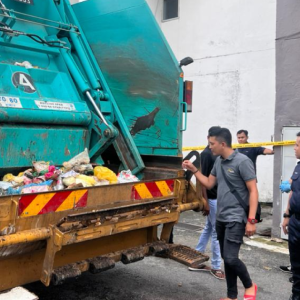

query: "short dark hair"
(237, 129), (248, 136)
(210, 127), (232, 147)
(297, 132), (300, 137)
(208, 126), (221, 137)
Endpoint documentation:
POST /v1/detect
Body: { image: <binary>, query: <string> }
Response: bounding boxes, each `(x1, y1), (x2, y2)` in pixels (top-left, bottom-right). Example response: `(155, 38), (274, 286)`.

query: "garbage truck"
(0, 0), (206, 292)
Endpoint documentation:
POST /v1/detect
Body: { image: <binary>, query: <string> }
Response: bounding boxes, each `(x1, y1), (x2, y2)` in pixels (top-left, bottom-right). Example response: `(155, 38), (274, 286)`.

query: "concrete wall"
(147, 0), (276, 202)
(272, 0), (300, 237)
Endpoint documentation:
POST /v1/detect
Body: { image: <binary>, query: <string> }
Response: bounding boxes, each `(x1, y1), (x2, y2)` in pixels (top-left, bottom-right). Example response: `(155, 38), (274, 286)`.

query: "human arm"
(263, 148), (274, 155)
(282, 191), (292, 235)
(199, 151), (212, 215)
(182, 160), (217, 190)
(201, 186), (210, 216)
(245, 179), (259, 236)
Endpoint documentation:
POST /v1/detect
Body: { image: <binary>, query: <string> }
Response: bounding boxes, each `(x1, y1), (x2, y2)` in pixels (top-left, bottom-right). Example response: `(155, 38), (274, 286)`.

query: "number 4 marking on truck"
(18, 73), (36, 91)
(12, 72), (36, 94)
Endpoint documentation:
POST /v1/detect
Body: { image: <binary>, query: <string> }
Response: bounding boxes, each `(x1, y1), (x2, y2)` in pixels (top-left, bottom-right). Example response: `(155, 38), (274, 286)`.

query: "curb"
(243, 236), (289, 254)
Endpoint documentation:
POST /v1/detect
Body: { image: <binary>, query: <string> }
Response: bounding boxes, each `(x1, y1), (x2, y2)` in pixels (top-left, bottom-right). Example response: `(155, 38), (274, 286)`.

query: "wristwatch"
(247, 218), (258, 224)
(283, 213), (290, 218)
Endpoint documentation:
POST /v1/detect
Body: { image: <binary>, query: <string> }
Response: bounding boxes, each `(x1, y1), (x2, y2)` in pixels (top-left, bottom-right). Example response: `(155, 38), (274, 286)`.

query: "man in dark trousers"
(282, 132), (300, 300)
(183, 127), (258, 300)
(236, 129), (274, 173)
(188, 126), (225, 280)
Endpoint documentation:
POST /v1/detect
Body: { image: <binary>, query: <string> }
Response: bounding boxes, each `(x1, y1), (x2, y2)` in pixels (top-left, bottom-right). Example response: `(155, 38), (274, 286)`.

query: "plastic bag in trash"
(3, 174), (15, 182)
(93, 176), (109, 186)
(0, 181), (13, 190)
(13, 176), (25, 184)
(94, 166), (118, 184)
(73, 164), (93, 174)
(32, 176), (46, 184)
(63, 174), (95, 187)
(62, 176), (76, 187)
(22, 185), (50, 194)
(6, 180), (53, 195)
(54, 175), (64, 191)
(45, 165), (56, 179)
(32, 161), (49, 173)
(117, 170), (139, 183)
(63, 148), (90, 170)
(23, 176), (33, 185)
(14, 61), (33, 69)
(75, 175), (96, 187)
(3, 173), (24, 184)
(61, 170), (79, 178)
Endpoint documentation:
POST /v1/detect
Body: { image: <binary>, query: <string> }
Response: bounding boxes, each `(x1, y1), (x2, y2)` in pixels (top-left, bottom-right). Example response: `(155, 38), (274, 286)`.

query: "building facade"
(147, 0), (276, 203)
(273, 0), (300, 238)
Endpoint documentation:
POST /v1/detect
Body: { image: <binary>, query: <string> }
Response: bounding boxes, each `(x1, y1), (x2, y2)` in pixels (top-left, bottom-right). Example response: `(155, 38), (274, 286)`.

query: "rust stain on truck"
(130, 108), (160, 136)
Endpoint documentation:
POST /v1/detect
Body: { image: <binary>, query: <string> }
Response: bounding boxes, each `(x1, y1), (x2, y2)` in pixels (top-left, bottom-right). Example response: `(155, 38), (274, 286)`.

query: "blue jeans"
(195, 199), (221, 270)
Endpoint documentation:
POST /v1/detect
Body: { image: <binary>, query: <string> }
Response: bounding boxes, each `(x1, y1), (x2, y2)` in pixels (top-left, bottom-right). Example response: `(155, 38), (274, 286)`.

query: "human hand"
(282, 217), (289, 235)
(245, 223), (256, 237)
(279, 180), (291, 193)
(202, 208), (210, 216)
(182, 160), (198, 173)
(202, 199), (210, 216)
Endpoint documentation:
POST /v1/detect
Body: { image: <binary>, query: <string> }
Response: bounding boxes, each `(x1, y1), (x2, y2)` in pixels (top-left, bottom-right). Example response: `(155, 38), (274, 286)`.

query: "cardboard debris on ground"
(0, 287), (38, 300)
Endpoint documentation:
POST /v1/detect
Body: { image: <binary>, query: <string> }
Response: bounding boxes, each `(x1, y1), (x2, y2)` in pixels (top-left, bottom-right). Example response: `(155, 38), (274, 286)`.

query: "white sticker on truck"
(0, 96), (23, 108)
(35, 101), (76, 111)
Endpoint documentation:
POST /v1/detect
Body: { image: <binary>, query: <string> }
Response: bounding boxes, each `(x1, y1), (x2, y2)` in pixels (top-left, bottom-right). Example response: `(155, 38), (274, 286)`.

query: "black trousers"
(289, 215), (300, 296)
(216, 221), (252, 299)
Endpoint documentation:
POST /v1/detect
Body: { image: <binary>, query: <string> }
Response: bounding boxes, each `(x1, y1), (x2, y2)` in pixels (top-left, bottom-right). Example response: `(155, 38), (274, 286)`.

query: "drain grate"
(168, 244), (209, 268)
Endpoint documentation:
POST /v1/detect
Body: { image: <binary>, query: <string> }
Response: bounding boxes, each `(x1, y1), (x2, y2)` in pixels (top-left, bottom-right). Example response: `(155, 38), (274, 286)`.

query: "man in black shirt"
(188, 126), (224, 280)
(236, 129), (274, 173)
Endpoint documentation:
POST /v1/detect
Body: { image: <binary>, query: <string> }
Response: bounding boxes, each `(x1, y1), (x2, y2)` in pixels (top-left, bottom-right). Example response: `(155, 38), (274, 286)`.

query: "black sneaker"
(290, 277), (294, 283)
(279, 265), (292, 274)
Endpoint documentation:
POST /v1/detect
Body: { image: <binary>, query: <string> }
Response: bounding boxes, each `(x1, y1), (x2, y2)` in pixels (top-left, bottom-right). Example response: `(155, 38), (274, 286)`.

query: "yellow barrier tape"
(182, 140), (295, 151)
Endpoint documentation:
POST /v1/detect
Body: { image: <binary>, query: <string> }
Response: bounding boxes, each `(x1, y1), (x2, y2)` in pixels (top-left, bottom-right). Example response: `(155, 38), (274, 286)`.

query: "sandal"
(243, 283), (257, 300)
(210, 269), (225, 280)
(188, 264), (211, 272)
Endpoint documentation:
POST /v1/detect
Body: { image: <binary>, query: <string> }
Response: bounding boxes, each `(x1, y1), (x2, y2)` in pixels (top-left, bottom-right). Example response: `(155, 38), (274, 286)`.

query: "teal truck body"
(0, 0), (185, 174)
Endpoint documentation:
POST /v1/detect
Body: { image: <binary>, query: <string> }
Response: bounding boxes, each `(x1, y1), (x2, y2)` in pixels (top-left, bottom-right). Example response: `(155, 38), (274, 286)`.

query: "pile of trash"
(0, 148), (139, 196)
